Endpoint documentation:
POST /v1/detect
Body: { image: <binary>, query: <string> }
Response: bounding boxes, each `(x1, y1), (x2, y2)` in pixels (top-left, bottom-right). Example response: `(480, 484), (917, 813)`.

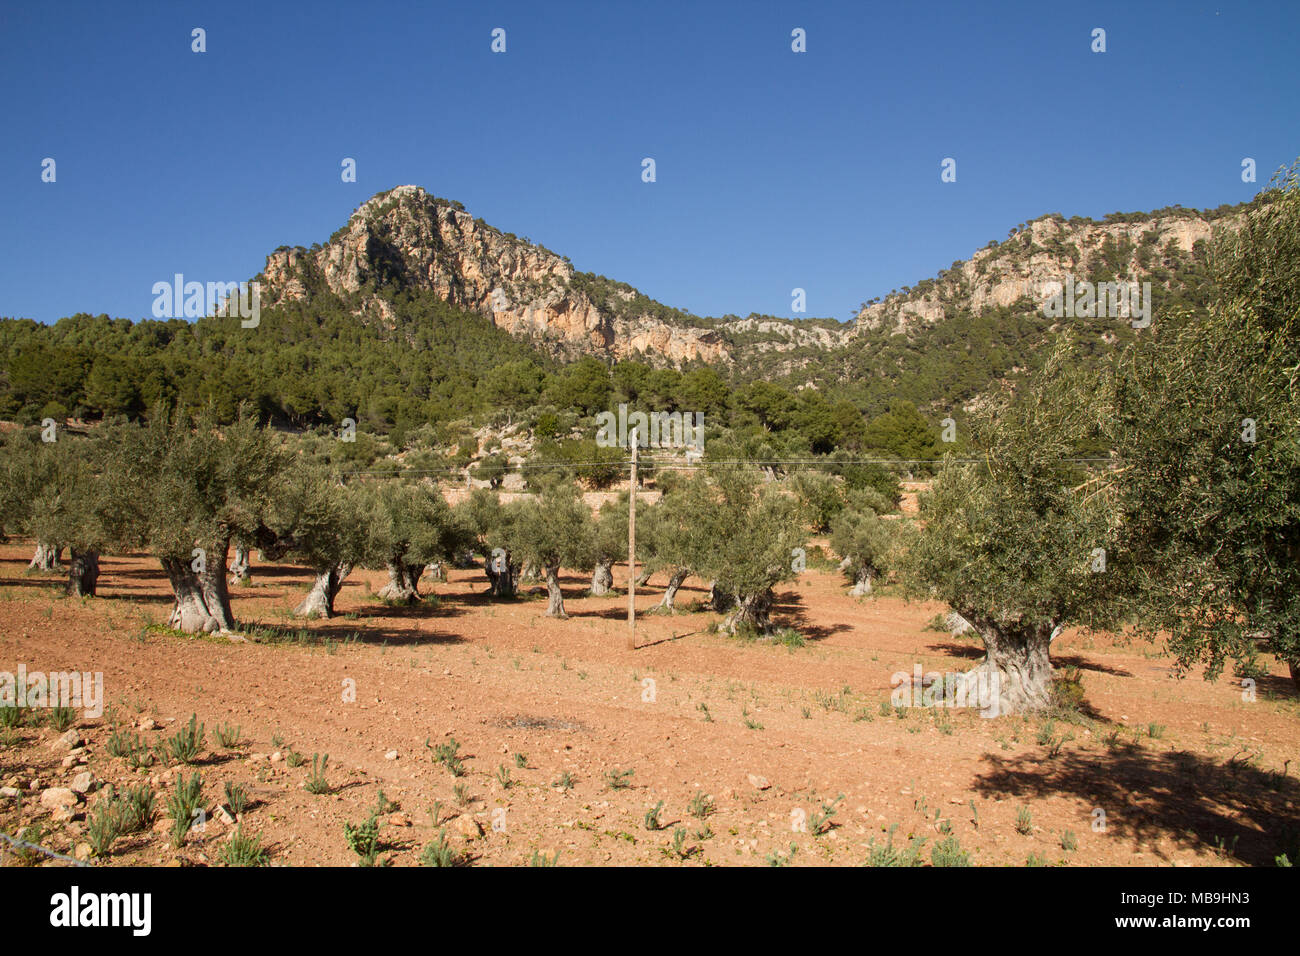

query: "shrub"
(220, 827), (269, 866)
(165, 772), (204, 848)
(932, 835), (971, 867)
(160, 714), (205, 764)
(864, 825), (926, 867)
(344, 814), (383, 866)
(420, 830), (463, 867)
(305, 753), (331, 794)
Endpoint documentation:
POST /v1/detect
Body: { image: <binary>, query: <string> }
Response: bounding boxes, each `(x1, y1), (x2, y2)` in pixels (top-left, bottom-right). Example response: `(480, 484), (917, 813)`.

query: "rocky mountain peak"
(259, 186), (729, 366)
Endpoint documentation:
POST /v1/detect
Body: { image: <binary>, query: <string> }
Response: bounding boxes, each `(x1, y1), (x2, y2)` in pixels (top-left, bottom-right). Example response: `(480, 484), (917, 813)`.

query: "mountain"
(723, 200), (1266, 413)
(256, 185), (1261, 398)
(0, 184), (1269, 434)
(259, 185), (730, 365)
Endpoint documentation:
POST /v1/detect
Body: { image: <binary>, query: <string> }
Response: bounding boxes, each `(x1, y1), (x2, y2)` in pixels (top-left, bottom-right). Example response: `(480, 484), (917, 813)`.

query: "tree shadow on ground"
(925, 640), (985, 660)
(339, 598), (469, 622)
(1050, 654), (1134, 678)
(1251, 672), (1298, 700)
(633, 629), (701, 649)
(773, 590), (850, 642)
(96, 586), (174, 604)
(88, 566), (167, 580)
(0, 576), (65, 592)
(244, 618), (466, 648)
(970, 742), (1300, 866)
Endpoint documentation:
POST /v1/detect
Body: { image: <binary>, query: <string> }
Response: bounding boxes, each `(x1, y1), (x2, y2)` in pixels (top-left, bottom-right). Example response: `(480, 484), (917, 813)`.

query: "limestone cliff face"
(260, 185), (728, 365)
(854, 210), (1235, 334)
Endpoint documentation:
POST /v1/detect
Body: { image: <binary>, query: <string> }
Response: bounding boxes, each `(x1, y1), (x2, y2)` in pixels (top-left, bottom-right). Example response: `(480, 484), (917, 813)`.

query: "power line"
(337, 456), (1117, 479)
(0, 829), (89, 867)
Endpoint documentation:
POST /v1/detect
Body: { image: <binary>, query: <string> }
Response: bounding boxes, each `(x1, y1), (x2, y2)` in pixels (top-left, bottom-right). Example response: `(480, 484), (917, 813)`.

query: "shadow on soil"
(971, 743), (1300, 866)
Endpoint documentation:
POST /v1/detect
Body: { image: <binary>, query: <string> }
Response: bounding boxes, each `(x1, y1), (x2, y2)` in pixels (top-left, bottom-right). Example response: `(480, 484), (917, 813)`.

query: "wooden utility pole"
(627, 429), (638, 649)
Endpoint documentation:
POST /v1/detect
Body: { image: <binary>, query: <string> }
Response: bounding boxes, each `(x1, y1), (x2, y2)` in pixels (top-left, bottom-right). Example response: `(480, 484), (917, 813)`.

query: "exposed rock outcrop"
(855, 210), (1237, 334)
(260, 186), (728, 366)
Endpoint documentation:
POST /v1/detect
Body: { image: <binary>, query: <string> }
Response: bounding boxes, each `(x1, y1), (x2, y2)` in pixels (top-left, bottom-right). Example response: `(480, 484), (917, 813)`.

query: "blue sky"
(2, 0), (1296, 325)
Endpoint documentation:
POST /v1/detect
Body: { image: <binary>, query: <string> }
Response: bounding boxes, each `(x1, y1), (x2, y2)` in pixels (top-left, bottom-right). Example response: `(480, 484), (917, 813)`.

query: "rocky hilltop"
(852, 206), (1249, 335)
(259, 185), (728, 365)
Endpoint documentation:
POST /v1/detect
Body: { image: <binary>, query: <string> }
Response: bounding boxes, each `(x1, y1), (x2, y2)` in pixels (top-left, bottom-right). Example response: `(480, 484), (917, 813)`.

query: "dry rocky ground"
(1, 541), (1296, 867)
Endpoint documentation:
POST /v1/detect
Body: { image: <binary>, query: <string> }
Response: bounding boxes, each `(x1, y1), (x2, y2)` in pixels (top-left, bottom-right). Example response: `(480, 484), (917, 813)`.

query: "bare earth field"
(1, 540), (1296, 867)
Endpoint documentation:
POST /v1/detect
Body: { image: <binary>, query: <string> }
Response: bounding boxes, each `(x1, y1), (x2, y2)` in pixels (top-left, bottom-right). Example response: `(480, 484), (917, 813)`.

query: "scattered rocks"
(74, 843), (92, 862)
(0, 787), (19, 798)
(138, 717), (158, 731)
(50, 729), (81, 752)
(40, 787), (79, 811)
(452, 814), (484, 841)
(384, 750), (399, 761)
(69, 772), (95, 795)
(214, 805), (236, 825)
(747, 774), (771, 791)
(389, 813), (411, 827)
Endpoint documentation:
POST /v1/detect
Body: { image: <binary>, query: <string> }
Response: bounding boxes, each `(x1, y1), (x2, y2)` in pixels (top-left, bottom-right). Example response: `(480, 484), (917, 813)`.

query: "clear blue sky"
(2, 0), (1296, 325)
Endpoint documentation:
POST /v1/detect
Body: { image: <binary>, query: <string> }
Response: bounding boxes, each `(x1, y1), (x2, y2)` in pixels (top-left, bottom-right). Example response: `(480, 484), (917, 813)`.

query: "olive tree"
(903, 347), (1124, 715)
(681, 467), (807, 635)
(268, 465), (369, 618)
(1110, 162), (1300, 689)
(31, 439), (109, 597)
(640, 481), (703, 612)
(830, 493), (906, 597)
(456, 487), (526, 598)
(0, 429), (64, 571)
(2, 430), (107, 595)
(363, 481), (465, 605)
(589, 494), (627, 596)
(511, 483), (594, 618)
(102, 405), (290, 634)
(789, 470), (846, 533)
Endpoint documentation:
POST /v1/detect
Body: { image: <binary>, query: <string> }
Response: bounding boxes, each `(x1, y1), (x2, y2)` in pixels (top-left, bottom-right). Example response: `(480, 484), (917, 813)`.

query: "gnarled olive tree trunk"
(28, 542), (62, 572)
(544, 563), (567, 618)
(295, 563), (351, 619)
(228, 544), (251, 586)
(1289, 659), (1299, 693)
(658, 567), (690, 611)
(485, 552), (518, 598)
(955, 614), (1057, 716)
(66, 549), (99, 597)
(721, 587), (774, 635)
(706, 580), (733, 613)
(162, 540), (235, 633)
(848, 566), (874, 597)
(378, 560), (423, 604)
(590, 559), (614, 596)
